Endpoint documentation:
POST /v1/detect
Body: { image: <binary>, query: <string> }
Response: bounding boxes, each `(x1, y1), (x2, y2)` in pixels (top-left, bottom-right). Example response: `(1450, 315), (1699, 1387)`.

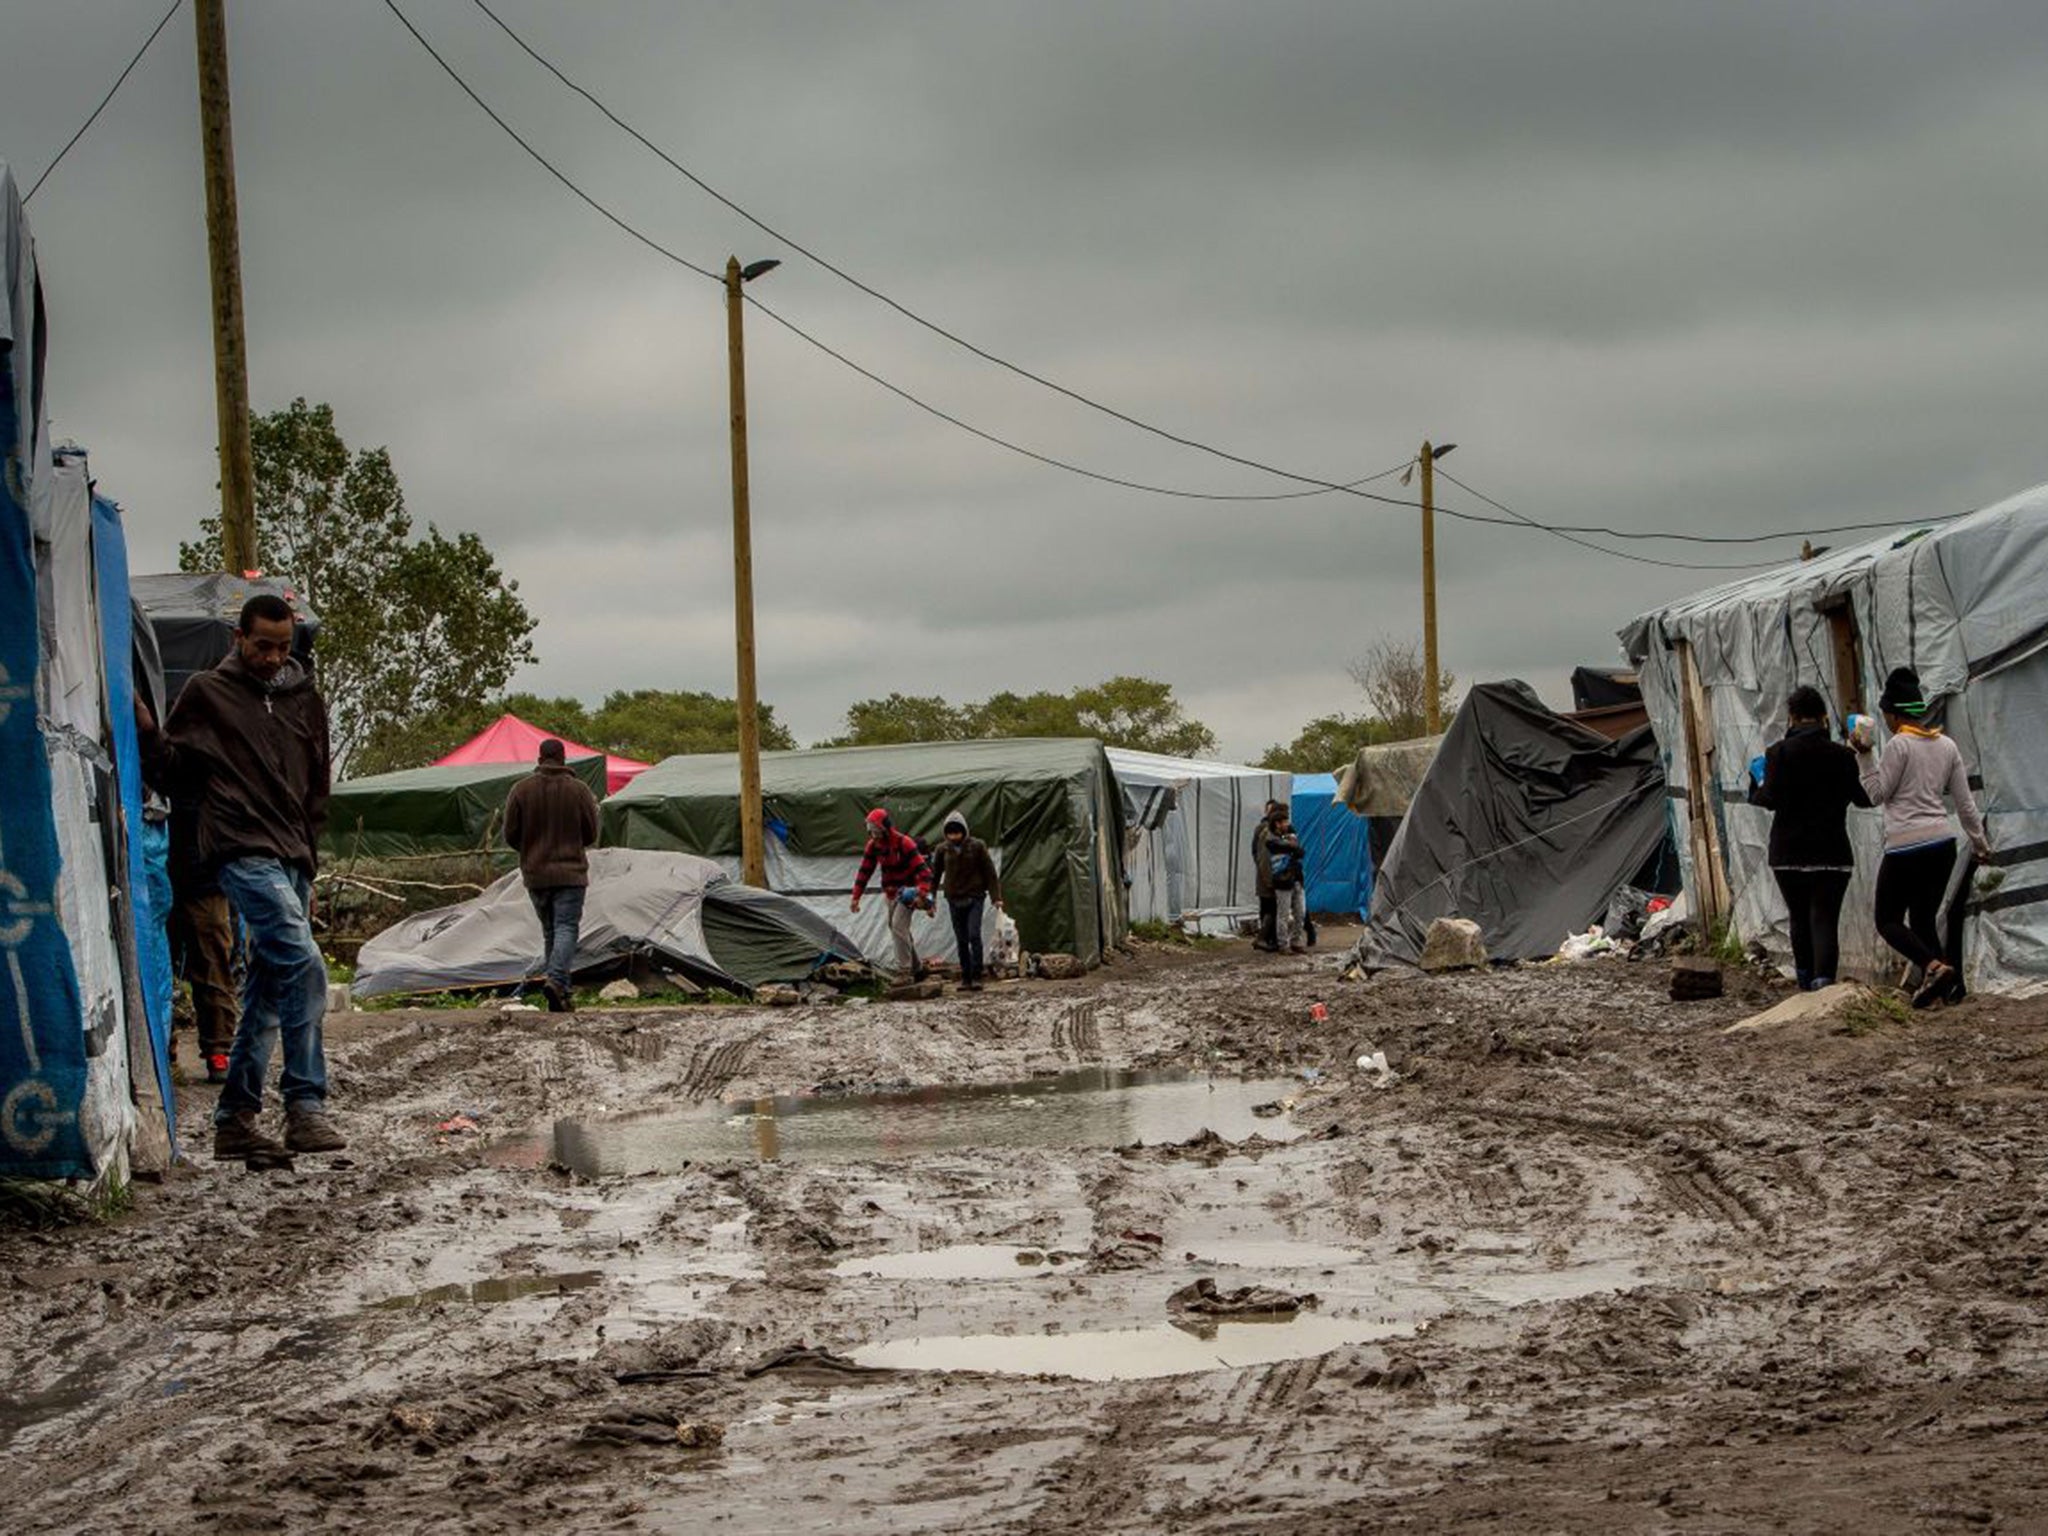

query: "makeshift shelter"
(1, 163), (174, 1183)
(130, 571), (318, 709)
(324, 755), (608, 862)
(1334, 734), (1442, 875)
(1108, 749), (1288, 935)
(1290, 772), (1373, 919)
(352, 848), (861, 1000)
(1621, 485), (2048, 995)
(602, 739), (1129, 968)
(437, 713), (649, 796)
(1354, 682), (1675, 967)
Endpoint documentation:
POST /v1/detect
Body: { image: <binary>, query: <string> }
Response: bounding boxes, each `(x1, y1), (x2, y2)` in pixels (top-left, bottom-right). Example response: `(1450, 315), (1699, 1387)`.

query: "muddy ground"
(5, 942), (2048, 1534)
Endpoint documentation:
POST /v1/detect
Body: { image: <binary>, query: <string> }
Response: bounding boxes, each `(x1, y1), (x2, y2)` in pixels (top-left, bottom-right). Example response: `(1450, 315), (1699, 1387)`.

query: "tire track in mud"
(1008, 1379), (1177, 1534)
(683, 1033), (762, 1101)
(1052, 1002), (1103, 1063)
(1457, 1100), (1786, 1231)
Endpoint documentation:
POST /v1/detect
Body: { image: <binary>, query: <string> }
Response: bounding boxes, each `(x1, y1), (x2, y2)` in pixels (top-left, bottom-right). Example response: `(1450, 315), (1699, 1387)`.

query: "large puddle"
(547, 1069), (1305, 1175)
(852, 1314), (1404, 1381)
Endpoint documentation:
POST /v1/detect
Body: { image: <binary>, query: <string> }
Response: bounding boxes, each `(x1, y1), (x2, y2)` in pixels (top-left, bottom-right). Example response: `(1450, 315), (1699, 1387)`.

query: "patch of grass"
(1130, 920), (1228, 950)
(0, 1177), (93, 1230)
(1707, 919), (1747, 965)
(1838, 991), (1912, 1037)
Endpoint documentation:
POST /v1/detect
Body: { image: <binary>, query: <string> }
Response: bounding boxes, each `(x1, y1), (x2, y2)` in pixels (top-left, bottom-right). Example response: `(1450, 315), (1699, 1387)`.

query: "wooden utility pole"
(1419, 440), (1442, 735)
(194, 0), (256, 574)
(725, 257), (767, 888)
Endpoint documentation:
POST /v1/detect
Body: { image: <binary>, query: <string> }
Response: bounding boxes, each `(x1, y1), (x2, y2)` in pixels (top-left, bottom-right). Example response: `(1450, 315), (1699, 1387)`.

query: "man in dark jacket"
(140, 594), (341, 1159)
(930, 809), (1003, 991)
(851, 807), (933, 980)
(503, 738), (601, 1013)
(1252, 800), (1282, 951)
(1749, 685), (1871, 989)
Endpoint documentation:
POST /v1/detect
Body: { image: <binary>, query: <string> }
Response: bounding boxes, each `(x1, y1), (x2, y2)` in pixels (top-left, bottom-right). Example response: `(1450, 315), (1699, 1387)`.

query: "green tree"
(1257, 712), (1395, 773)
(833, 676), (1216, 756)
(588, 688), (797, 761)
(181, 398), (536, 773)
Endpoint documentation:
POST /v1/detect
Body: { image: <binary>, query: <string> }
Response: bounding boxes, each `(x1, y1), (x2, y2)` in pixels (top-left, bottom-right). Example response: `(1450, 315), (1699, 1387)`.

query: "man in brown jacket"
(140, 593), (341, 1159)
(503, 738), (600, 1012)
(930, 810), (1003, 991)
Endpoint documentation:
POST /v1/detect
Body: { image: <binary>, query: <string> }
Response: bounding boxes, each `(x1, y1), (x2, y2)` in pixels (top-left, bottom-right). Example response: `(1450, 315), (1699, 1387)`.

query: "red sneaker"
(206, 1053), (230, 1084)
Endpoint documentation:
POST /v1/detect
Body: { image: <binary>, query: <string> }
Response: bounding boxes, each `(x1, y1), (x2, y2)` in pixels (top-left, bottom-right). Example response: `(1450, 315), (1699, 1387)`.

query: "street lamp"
(726, 255), (779, 887)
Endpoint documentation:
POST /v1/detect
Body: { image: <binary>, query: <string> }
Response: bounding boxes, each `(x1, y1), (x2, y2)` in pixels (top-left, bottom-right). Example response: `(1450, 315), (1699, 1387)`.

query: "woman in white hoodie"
(1853, 667), (1991, 1006)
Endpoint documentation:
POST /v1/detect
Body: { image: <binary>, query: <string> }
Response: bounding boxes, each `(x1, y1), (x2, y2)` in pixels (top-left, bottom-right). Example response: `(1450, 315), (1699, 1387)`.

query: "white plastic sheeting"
(1620, 483), (2048, 996)
(1107, 749), (1290, 936)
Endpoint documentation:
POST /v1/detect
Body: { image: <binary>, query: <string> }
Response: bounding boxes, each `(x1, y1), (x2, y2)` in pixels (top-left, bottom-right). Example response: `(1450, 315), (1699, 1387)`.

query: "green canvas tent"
(324, 756), (608, 862)
(600, 738), (1129, 966)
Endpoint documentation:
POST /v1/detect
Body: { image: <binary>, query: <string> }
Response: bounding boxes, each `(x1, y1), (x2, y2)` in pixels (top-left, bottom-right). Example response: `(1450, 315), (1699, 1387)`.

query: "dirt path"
(5, 945), (2047, 1533)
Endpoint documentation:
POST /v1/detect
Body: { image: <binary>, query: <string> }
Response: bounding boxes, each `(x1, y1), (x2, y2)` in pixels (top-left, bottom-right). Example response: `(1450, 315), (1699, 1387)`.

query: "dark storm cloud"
(4, 1), (2046, 757)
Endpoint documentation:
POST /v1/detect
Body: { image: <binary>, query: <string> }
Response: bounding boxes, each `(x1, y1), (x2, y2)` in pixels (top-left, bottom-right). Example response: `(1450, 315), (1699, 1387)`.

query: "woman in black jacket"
(1750, 685), (1871, 989)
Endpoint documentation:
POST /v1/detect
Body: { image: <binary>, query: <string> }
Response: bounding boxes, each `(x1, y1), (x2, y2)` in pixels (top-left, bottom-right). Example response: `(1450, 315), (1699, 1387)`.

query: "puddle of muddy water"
(370, 1270), (603, 1310)
(547, 1069), (1305, 1175)
(851, 1313), (1405, 1381)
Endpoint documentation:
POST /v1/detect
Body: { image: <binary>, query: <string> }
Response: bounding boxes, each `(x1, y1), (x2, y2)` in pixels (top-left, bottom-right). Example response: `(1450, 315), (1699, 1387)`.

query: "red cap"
(866, 808), (889, 827)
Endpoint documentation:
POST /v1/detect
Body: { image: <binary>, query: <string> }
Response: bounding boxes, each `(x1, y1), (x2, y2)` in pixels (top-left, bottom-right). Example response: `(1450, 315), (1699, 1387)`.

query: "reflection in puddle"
(550, 1069), (1304, 1175)
(371, 1270), (603, 1310)
(852, 1314), (1405, 1381)
(832, 1244), (1079, 1281)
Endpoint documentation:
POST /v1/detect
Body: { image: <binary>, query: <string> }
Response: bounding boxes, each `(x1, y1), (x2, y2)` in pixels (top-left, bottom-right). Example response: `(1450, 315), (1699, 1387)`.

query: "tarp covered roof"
(437, 713), (649, 795)
(603, 738), (1128, 965)
(326, 755), (607, 861)
(130, 571), (318, 711)
(351, 848), (862, 999)
(1355, 683), (1673, 966)
(1333, 735), (1443, 817)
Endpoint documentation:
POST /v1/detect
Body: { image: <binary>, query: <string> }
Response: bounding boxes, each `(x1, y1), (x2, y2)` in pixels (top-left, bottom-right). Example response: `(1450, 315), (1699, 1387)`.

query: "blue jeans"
(529, 885), (586, 992)
(948, 895), (986, 984)
(214, 857), (328, 1121)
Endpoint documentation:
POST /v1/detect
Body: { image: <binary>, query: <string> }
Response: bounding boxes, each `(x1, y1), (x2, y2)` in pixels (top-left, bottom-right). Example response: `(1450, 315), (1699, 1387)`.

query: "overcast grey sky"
(4, 1), (2045, 760)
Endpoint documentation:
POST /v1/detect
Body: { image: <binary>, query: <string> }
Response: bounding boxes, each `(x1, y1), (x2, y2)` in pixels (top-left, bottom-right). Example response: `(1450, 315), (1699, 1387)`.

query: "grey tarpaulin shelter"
(351, 848), (862, 999)
(130, 571), (318, 709)
(1620, 484), (2048, 995)
(1352, 683), (1674, 967)
(1108, 749), (1289, 935)
(1334, 734), (1443, 880)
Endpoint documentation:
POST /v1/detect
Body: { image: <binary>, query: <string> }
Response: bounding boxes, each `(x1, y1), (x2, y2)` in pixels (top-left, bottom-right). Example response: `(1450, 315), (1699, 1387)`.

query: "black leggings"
(1773, 868), (1850, 986)
(1874, 841), (1957, 972)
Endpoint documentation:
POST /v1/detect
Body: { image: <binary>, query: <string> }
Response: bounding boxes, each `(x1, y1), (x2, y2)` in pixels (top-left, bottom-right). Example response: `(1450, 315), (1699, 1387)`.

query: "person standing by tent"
(851, 807), (933, 980)
(1852, 668), (1992, 1007)
(931, 810), (1003, 991)
(504, 738), (602, 1013)
(1252, 800), (1283, 951)
(1749, 685), (1870, 990)
(138, 594), (343, 1159)
(1267, 810), (1309, 954)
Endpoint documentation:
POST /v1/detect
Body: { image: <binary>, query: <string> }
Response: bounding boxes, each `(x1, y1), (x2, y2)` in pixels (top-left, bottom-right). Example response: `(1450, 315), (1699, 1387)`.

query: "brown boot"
(214, 1109), (285, 1160)
(284, 1104), (347, 1153)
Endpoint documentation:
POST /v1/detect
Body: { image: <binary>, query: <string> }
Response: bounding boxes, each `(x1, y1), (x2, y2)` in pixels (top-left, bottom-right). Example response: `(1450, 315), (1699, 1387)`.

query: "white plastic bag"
(989, 910), (1022, 977)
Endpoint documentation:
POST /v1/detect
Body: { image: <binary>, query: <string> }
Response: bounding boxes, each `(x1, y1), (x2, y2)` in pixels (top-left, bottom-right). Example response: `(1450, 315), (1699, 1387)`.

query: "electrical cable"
(23, 0), (185, 205)
(383, 0), (1419, 506)
(1435, 468), (1933, 547)
(388, 2), (1873, 568)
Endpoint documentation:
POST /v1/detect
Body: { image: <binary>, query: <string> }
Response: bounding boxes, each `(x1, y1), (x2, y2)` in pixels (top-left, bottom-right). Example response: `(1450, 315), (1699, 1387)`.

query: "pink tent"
(435, 713), (650, 795)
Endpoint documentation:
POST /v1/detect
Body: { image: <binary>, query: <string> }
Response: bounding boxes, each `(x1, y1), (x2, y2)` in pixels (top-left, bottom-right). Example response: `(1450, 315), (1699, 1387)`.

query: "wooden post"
(194, 0), (257, 574)
(726, 257), (767, 888)
(1674, 640), (1733, 936)
(1419, 440), (1441, 735)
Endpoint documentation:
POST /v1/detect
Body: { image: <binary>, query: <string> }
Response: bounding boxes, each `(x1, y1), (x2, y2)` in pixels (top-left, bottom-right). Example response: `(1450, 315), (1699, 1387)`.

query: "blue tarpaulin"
(1292, 772), (1373, 919)
(96, 491), (176, 1132)
(1, 166), (94, 1178)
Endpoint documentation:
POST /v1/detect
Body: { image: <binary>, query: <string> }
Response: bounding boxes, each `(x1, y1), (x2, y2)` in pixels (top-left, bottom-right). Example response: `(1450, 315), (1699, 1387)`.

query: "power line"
(466, 0), (1418, 501)
(1436, 468), (1932, 547)
(23, 0), (185, 205)
(1427, 469), (1784, 571)
(381, 0), (1423, 507)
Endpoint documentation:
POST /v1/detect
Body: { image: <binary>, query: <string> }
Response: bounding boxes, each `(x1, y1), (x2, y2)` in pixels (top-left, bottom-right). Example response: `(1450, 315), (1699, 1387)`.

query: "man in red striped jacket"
(850, 808), (933, 980)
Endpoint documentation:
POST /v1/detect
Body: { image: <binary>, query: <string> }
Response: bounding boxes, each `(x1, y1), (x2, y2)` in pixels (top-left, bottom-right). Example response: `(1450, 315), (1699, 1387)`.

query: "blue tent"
(1291, 773), (1373, 919)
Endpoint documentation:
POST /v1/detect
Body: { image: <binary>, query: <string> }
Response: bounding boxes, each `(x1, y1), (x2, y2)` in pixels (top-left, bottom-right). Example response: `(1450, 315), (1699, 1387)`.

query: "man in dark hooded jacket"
(140, 594), (341, 1160)
(504, 737), (601, 1012)
(930, 810), (1003, 991)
